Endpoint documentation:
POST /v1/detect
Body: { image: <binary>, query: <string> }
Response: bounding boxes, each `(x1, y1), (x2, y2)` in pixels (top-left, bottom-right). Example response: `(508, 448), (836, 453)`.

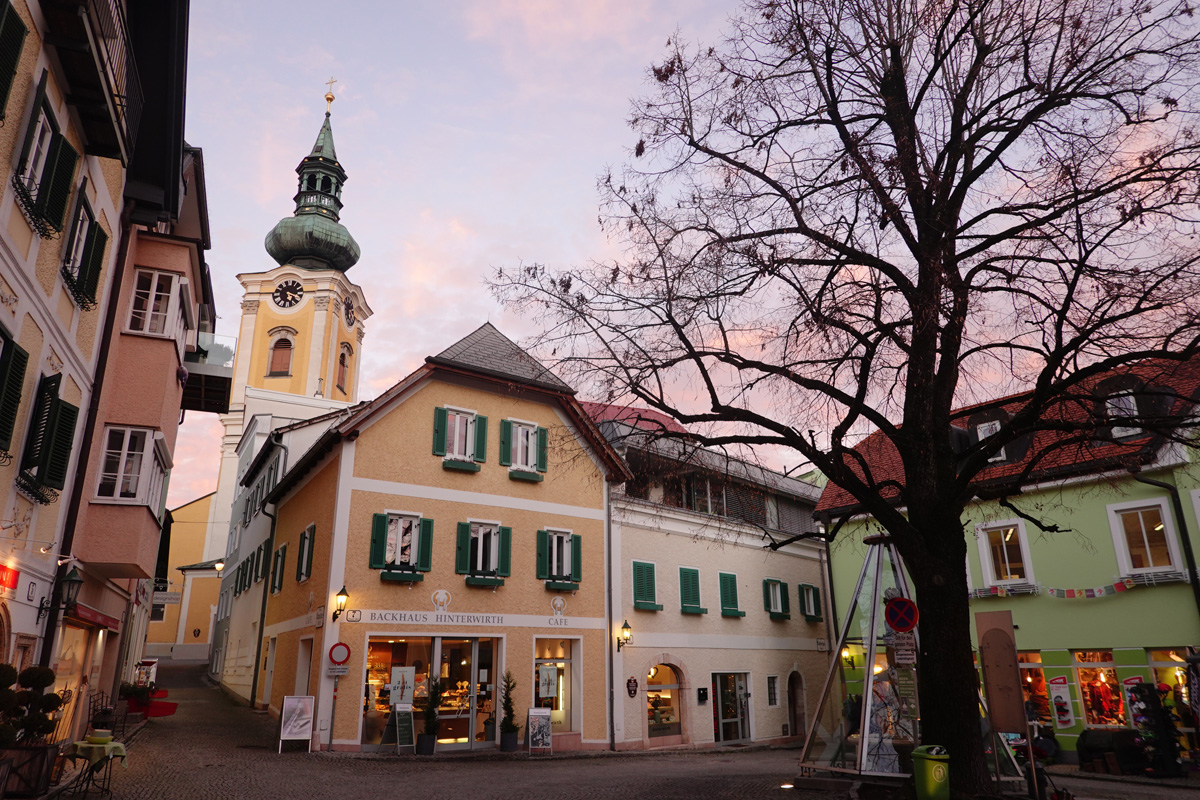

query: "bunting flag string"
(968, 578), (1136, 600)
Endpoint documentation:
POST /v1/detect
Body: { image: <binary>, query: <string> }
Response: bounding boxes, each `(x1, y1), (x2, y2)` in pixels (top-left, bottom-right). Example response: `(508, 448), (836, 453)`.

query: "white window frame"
(469, 520), (500, 575)
(19, 103), (52, 193)
(1108, 497), (1181, 576)
(510, 419), (538, 471)
(976, 419), (1005, 461)
(975, 519), (1035, 587)
(384, 512), (422, 569)
(766, 579), (784, 613)
(767, 675), (779, 707)
(63, 197), (93, 281)
(94, 426), (170, 513)
(297, 525), (314, 582)
(1106, 393), (1140, 438)
(445, 406), (476, 462)
(271, 544), (286, 594)
(546, 528), (572, 580)
(127, 269), (193, 355)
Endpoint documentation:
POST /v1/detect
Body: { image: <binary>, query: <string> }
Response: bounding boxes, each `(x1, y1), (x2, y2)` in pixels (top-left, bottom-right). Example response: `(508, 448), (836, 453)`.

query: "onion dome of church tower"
(264, 90), (361, 272)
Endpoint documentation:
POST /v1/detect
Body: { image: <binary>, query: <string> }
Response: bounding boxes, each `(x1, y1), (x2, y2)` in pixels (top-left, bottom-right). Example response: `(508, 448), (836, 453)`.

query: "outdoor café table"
(63, 740), (126, 796)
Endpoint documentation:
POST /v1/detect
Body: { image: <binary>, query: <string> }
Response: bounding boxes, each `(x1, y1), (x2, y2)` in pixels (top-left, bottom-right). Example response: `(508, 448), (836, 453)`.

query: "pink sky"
(169, 1), (739, 507)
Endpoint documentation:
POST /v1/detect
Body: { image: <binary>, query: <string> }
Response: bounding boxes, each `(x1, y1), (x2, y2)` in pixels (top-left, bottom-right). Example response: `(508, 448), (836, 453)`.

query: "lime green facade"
(828, 456), (1200, 762)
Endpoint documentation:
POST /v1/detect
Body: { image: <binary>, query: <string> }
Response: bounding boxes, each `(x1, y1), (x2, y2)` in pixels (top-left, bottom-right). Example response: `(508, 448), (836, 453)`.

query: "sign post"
(327, 642), (351, 752)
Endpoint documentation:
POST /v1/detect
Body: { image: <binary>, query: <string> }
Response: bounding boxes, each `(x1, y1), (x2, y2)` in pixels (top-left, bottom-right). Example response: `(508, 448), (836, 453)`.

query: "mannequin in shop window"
(1086, 678), (1119, 723)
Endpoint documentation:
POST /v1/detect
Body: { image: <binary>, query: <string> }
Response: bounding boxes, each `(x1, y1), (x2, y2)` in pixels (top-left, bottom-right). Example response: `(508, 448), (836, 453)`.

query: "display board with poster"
(390, 666), (416, 707)
(392, 704), (414, 753)
(527, 707), (552, 754)
(1048, 676), (1075, 729)
(279, 695), (314, 752)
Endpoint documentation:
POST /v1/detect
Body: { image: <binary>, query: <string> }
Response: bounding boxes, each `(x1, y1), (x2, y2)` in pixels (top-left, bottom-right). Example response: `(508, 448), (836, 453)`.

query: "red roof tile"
(816, 357), (1200, 515)
(579, 401), (691, 435)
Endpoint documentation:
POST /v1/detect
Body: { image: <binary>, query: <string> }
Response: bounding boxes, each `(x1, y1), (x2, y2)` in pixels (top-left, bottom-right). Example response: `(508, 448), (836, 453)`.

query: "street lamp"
(616, 620), (632, 651)
(37, 567), (83, 621)
(332, 586), (349, 622)
(214, 560), (225, 573)
(841, 647), (855, 669)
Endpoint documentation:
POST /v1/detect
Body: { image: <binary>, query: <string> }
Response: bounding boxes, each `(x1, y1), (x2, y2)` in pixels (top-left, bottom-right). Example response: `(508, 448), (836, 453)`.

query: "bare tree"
(492, 0), (1200, 791)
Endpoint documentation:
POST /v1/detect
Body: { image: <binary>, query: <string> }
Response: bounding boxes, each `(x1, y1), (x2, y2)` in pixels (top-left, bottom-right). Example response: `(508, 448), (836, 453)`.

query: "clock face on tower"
(343, 296), (356, 327)
(272, 279), (303, 308)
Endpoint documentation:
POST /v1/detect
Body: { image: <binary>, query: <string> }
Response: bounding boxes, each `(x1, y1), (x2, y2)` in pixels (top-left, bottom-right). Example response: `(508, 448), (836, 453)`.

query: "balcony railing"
(185, 332), (236, 368)
(40, 0), (144, 163)
(182, 332), (235, 415)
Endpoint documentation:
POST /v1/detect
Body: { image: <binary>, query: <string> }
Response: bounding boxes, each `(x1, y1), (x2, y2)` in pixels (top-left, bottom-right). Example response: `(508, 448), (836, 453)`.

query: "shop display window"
(1018, 653), (1050, 723)
(534, 639), (573, 733)
(1148, 648), (1197, 749)
(647, 664), (681, 738)
(1073, 650), (1124, 726)
(362, 637), (432, 745)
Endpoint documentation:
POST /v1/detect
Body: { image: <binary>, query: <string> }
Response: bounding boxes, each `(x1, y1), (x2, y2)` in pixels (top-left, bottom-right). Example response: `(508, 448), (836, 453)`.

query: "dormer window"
(1106, 393), (1140, 438)
(975, 419), (1005, 462)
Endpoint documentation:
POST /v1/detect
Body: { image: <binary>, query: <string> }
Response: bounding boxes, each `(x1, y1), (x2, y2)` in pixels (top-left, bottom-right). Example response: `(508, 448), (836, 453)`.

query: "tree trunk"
(906, 535), (991, 796)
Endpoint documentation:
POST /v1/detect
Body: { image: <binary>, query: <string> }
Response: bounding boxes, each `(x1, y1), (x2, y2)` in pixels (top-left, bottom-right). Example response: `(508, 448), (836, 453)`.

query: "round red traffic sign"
(884, 597), (919, 633)
(328, 642), (351, 665)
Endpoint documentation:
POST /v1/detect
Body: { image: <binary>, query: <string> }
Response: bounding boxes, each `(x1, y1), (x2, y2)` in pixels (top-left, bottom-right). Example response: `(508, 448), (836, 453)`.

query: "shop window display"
(1148, 648), (1197, 753)
(1073, 650), (1124, 726)
(362, 637), (433, 746)
(534, 639), (573, 733)
(647, 664), (681, 738)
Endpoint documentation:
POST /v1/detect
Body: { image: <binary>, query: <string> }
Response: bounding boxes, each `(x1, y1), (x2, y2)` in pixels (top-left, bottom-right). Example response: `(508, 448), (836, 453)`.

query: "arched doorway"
(788, 671), (806, 740)
(646, 663), (683, 747)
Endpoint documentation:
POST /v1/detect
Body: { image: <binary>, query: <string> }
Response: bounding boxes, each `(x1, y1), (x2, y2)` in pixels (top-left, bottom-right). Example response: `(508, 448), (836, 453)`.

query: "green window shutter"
(780, 582), (790, 615)
(80, 223), (107, 300)
(455, 522), (470, 574)
(499, 420), (512, 467)
(679, 568), (702, 610)
(497, 526), (511, 577)
(296, 528), (307, 580)
(369, 513), (388, 569)
(35, 133), (78, 230)
(810, 586), (823, 621)
(0, 332), (27, 452)
(0, 4), (27, 120)
(432, 407), (448, 456)
(417, 518), (434, 571)
(536, 426), (548, 472)
(633, 562), (656, 605)
(720, 573), (738, 611)
(763, 579), (772, 612)
(536, 530), (548, 579)
(21, 373), (58, 474)
(570, 534), (582, 583)
(304, 524), (316, 579)
(16, 70), (46, 172)
(42, 396), (77, 490)
(473, 415), (487, 463)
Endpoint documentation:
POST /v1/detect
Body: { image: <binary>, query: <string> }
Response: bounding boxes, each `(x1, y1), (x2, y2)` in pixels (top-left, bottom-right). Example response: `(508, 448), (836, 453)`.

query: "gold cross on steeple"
(324, 77), (337, 112)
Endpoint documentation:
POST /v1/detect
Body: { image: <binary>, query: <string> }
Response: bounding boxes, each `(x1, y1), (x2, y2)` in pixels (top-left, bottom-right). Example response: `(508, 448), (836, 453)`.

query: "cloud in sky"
(168, 1), (736, 508)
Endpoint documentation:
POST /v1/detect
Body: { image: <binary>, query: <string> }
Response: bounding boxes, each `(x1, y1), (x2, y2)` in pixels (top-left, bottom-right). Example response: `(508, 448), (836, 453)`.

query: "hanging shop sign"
(892, 631), (917, 665)
(0, 565), (19, 591)
(627, 677), (638, 697)
(884, 597), (919, 633)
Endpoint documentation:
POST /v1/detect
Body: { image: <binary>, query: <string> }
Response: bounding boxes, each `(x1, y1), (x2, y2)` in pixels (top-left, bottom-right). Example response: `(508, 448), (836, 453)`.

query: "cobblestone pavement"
(106, 664), (825, 800)
(96, 664), (1199, 800)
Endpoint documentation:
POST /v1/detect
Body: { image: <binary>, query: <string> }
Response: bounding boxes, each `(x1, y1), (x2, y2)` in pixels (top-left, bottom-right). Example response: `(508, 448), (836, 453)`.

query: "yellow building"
(252, 323), (628, 752)
(146, 493), (223, 661)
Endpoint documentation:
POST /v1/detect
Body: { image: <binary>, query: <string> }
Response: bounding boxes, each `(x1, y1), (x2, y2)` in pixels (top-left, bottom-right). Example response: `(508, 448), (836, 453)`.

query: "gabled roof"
(579, 401), (689, 435)
(427, 323), (574, 394)
(267, 325), (631, 503)
(815, 357), (1200, 516)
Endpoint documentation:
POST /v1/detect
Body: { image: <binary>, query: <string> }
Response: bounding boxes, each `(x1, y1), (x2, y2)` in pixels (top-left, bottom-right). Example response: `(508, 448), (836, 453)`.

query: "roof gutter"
(1129, 469), (1200, 629)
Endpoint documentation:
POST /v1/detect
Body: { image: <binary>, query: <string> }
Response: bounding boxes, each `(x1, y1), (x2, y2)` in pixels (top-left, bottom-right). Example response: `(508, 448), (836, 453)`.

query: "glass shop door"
(436, 638), (496, 750)
(713, 672), (749, 744)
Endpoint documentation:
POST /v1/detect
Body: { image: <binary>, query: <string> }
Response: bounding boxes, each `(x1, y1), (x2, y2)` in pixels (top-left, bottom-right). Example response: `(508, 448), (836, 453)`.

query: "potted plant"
(499, 670), (520, 752)
(0, 665), (63, 797)
(415, 678), (443, 755)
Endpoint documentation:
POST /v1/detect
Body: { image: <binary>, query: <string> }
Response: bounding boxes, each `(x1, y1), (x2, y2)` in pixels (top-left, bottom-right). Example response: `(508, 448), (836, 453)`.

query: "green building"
(818, 362), (1200, 765)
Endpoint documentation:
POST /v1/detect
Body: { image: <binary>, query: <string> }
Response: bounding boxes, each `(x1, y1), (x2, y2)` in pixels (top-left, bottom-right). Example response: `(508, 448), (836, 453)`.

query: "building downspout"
(1130, 470), (1200, 628)
(39, 207), (136, 671)
(249, 435), (288, 709)
(605, 477), (615, 751)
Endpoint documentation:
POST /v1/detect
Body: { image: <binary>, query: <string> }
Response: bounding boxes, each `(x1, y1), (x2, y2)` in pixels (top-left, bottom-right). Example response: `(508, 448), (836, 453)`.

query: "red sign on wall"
(0, 566), (18, 591)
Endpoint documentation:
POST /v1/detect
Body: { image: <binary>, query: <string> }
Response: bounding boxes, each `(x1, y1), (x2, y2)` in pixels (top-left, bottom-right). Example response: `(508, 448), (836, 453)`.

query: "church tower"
(200, 90), (372, 567)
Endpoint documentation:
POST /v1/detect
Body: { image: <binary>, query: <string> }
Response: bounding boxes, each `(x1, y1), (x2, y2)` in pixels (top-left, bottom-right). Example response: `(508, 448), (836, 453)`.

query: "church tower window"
(336, 343), (352, 393)
(268, 338), (293, 376)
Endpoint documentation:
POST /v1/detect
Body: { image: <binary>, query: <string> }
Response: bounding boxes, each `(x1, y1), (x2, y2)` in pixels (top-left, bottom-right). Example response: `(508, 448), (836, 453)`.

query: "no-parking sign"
(328, 642), (351, 676)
